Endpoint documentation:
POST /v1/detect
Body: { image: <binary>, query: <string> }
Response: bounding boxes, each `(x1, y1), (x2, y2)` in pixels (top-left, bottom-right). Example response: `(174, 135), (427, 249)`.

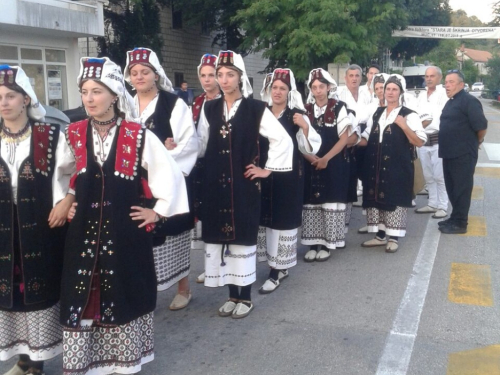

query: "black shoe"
(439, 223), (467, 234)
(438, 218), (451, 227)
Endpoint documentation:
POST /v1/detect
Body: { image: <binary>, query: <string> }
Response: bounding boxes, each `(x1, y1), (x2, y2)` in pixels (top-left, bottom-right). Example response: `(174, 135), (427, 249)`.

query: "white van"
(402, 65), (428, 98)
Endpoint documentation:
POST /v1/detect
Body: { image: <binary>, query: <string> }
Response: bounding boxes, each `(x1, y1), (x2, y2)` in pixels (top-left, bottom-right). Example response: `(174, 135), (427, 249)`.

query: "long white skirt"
(257, 227), (298, 270)
(204, 243), (256, 287)
(301, 203), (347, 249)
(0, 303), (62, 361)
(366, 206), (408, 237)
(62, 313), (154, 375)
(153, 230), (191, 291)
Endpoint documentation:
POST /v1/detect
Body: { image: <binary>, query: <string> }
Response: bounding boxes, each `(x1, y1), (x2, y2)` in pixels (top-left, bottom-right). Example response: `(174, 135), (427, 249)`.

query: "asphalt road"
(2, 98), (499, 375)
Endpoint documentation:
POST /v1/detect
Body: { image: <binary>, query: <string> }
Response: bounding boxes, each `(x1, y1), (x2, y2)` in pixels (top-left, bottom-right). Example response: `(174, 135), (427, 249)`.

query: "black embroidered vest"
(362, 106), (415, 209)
(61, 120), (156, 328)
(201, 97), (266, 245)
(303, 100), (350, 204)
(0, 122), (64, 310)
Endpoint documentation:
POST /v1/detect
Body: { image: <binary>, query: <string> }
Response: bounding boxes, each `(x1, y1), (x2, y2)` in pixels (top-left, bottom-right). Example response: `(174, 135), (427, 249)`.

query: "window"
(0, 45), (68, 110)
(174, 72), (184, 88)
(21, 48), (42, 60)
(172, 5), (182, 29)
(0, 45), (18, 60)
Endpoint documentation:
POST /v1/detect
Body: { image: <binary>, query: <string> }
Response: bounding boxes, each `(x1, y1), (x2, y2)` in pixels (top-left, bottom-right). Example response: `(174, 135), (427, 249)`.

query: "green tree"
(416, 39), (459, 72)
(233, 0), (411, 80)
(391, 0), (452, 60)
(461, 59), (479, 85)
(95, 0), (166, 68)
(485, 55), (500, 90)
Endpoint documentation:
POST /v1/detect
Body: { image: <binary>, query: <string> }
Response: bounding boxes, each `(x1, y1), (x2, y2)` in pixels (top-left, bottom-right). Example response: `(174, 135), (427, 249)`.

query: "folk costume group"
(3, 48), (466, 375)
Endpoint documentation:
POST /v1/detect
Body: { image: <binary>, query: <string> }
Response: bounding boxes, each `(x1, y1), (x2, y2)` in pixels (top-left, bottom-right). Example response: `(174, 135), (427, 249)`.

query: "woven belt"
(425, 132), (439, 146)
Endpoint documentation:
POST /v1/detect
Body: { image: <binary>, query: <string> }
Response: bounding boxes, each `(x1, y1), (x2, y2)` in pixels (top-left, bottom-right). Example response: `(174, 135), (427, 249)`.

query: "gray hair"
(425, 66), (442, 77)
(346, 64), (362, 76)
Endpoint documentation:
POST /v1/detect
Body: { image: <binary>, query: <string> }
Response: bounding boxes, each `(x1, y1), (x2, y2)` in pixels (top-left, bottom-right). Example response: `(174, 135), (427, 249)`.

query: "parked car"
(472, 82), (484, 91)
(464, 83), (469, 92)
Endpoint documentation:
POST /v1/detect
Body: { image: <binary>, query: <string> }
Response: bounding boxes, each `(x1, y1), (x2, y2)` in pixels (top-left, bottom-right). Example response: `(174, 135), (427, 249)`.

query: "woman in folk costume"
(257, 68), (321, 294)
(301, 68), (354, 262)
(197, 50), (293, 318)
(124, 48), (198, 311)
(192, 54), (221, 284)
(60, 57), (188, 375)
(0, 66), (75, 375)
(359, 74), (426, 253)
(358, 73), (390, 235)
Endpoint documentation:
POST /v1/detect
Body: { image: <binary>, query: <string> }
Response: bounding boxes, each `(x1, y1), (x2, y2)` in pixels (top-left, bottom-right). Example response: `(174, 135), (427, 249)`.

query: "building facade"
(0, 0), (105, 111)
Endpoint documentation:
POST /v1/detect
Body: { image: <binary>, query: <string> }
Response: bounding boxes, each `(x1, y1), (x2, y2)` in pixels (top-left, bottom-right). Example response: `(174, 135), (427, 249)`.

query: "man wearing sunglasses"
(438, 69), (487, 234)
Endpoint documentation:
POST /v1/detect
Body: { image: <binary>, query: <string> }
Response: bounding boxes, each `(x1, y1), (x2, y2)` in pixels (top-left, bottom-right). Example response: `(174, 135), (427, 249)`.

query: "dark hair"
(2, 84), (31, 107)
(308, 77), (330, 88)
(181, 80), (188, 85)
(368, 64), (381, 72)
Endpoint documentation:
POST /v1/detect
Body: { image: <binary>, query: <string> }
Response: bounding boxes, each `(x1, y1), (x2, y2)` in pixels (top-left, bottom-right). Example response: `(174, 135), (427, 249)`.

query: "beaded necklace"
(0, 120), (32, 165)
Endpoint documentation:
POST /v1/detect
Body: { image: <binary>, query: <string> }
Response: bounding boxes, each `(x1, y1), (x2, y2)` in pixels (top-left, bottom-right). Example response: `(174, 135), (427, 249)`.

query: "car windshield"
(473, 83), (482, 86)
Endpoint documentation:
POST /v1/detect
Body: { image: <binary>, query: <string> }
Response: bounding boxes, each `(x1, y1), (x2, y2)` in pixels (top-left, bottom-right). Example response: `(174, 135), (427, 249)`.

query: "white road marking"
(482, 143), (500, 161)
(376, 217), (441, 375)
(477, 163), (500, 168)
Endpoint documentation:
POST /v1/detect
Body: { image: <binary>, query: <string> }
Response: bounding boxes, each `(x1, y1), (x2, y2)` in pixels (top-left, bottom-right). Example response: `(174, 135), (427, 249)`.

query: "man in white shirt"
(415, 66), (449, 218)
(359, 64), (381, 101)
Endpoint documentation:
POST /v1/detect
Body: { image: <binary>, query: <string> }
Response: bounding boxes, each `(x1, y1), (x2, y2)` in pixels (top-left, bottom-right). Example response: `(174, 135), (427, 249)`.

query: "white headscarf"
(260, 73), (273, 103)
(124, 48), (174, 93)
(216, 50), (253, 98)
(370, 73), (390, 93)
(306, 68), (338, 104)
(269, 68), (305, 111)
(0, 65), (46, 121)
(77, 57), (137, 120)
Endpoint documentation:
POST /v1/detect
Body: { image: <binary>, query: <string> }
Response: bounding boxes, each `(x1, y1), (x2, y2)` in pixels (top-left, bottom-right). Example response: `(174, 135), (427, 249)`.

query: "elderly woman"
(0, 65), (75, 375)
(359, 74), (427, 252)
(257, 68), (321, 294)
(197, 50), (293, 318)
(60, 57), (188, 375)
(301, 68), (353, 262)
(124, 48), (198, 311)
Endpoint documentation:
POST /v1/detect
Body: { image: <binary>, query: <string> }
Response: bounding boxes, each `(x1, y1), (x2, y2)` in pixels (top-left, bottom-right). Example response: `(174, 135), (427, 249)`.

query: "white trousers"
(418, 144), (448, 210)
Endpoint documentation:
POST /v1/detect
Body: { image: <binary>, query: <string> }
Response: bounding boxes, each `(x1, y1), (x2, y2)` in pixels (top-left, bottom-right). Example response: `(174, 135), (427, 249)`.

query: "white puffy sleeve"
(406, 112), (428, 143)
(141, 129), (189, 218)
(196, 106), (209, 158)
(168, 99), (199, 176)
(336, 105), (353, 137)
(52, 129), (76, 206)
(259, 108), (293, 172)
(362, 113), (374, 141)
(296, 115), (321, 155)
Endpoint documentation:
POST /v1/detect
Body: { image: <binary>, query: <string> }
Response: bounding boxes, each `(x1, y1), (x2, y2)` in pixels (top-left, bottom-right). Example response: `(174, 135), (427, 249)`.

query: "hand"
(303, 154), (319, 164)
(67, 202), (78, 221)
(130, 206), (158, 228)
(394, 115), (407, 129)
(48, 195), (75, 228)
(164, 137), (177, 150)
(311, 157), (328, 170)
(244, 164), (271, 180)
(293, 113), (307, 129)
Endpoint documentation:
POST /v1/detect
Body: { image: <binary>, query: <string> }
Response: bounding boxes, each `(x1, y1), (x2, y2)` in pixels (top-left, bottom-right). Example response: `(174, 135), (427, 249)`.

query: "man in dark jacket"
(438, 70), (487, 234)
